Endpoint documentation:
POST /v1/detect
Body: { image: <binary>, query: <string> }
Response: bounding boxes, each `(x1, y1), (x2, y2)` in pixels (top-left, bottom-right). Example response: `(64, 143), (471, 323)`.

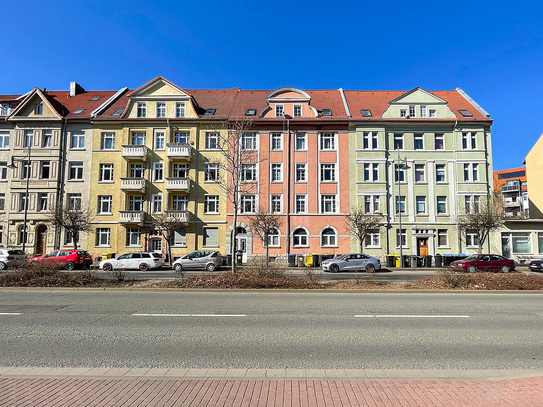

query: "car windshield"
(463, 255), (480, 261)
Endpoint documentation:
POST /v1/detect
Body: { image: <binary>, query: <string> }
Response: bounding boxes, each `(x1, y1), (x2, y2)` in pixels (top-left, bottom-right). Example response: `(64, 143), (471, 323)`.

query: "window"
(364, 163), (379, 182)
(295, 133), (306, 150)
(172, 163), (189, 178)
(130, 164), (145, 178)
(137, 102), (147, 118)
(156, 102), (166, 118)
(241, 164), (257, 182)
(203, 227), (219, 247)
(131, 132), (146, 145)
(434, 133), (444, 150)
(67, 193), (81, 210)
(0, 162), (5, 180)
(64, 229), (79, 246)
(68, 162), (83, 180)
(240, 195), (256, 213)
(400, 109), (407, 118)
(128, 195), (144, 211)
(361, 109), (372, 117)
(96, 228), (110, 246)
(320, 164), (335, 182)
(429, 109), (436, 118)
(35, 104), (43, 115)
(174, 132), (189, 144)
(394, 164), (406, 182)
(363, 132), (378, 149)
(204, 195), (219, 213)
(101, 132), (115, 150)
(173, 228), (186, 246)
(435, 164), (446, 182)
(416, 196), (426, 214)
(463, 163), (478, 181)
(24, 130), (33, 148)
(464, 195), (480, 214)
(365, 231), (380, 247)
(98, 196), (112, 214)
(393, 133), (403, 150)
(420, 106), (427, 118)
(436, 196), (447, 214)
(0, 193), (4, 211)
(152, 162), (163, 182)
(270, 195), (282, 213)
(113, 109), (123, 116)
(271, 133), (282, 150)
(19, 193), (28, 212)
(409, 105), (415, 117)
(172, 195), (188, 211)
(414, 133), (423, 150)
(275, 104), (284, 117)
(18, 225), (28, 245)
(396, 229), (407, 248)
(150, 194), (162, 214)
(38, 161), (50, 179)
(174, 102), (185, 118)
(462, 132), (477, 149)
(98, 164), (113, 182)
(321, 195), (337, 213)
(0, 131), (9, 148)
(154, 131), (165, 150)
(205, 163), (219, 181)
(321, 228), (337, 247)
(38, 193), (48, 211)
(511, 233), (531, 254)
(293, 228), (308, 246)
(320, 133), (335, 150)
(293, 104), (302, 117)
(466, 231), (479, 247)
(295, 195), (306, 213)
(42, 130), (52, 148)
(438, 229), (448, 247)
(271, 163), (282, 182)
(70, 132), (85, 149)
(126, 228), (141, 246)
(241, 133), (257, 150)
(414, 164), (425, 182)
(267, 228), (280, 247)
(395, 196), (406, 214)
(73, 109), (84, 115)
(296, 163), (306, 182)
(204, 109), (216, 116)
(245, 109), (257, 116)
(322, 109), (332, 116)
(21, 161), (31, 179)
(205, 132), (218, 149)
(364, 195), (380, 214)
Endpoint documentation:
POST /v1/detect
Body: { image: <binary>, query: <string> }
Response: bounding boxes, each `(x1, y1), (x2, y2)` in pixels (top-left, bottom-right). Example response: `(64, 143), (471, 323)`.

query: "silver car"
(172, 250), (223, 272)
(321, 253), (381, 273)
(0, 249), (26, 270)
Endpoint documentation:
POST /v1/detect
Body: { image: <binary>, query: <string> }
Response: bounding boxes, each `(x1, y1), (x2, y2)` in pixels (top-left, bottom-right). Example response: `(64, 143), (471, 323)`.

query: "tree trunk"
(265, 233), (269, 267)
(231, 208), (238, 274)
(167, 235), (173, 266)
(359, 237), (364, 253)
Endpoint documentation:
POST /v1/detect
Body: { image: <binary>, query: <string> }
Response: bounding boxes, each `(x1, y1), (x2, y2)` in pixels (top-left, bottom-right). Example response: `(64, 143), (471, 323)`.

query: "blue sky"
(2, 0), (542, 170)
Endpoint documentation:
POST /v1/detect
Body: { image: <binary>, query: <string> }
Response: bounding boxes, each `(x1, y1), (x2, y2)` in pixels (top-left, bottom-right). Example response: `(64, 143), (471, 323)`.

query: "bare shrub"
(303, 267), (322, 283)
(243, 258), (286, 279)
(0, 262), (102, 287)
(109, 269), (127, 282)
(439, 268), (470, 288)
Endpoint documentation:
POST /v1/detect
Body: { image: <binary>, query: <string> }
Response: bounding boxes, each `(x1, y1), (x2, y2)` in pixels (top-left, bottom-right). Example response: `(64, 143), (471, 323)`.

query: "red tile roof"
(44, 91), (118, 118)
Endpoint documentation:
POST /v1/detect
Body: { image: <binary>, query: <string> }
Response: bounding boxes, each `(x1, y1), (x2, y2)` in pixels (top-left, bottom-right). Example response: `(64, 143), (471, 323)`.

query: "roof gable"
(129, 76), (191, 100)
(388, 87), (447, 105)
(8, 88), (63, 120)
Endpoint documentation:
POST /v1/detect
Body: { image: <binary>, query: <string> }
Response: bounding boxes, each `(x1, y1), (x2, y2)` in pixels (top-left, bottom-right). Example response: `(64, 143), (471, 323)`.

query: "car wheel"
(174, 263), (183, 272)
(467, 265), (476, 273)
(0, 262), (6, 270)
(501, 265), (511, 273)
(330, 264), (339, 273)
(103, 263), (113, 272)
(65, 261), (75, 271)
(139, 263), (149, 271)
(206, 263), (216, 272)
(366, 264), (376, 273)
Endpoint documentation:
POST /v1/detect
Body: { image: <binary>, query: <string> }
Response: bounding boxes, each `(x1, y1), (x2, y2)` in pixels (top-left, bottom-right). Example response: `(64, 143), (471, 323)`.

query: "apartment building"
(493, 167), (528, 218)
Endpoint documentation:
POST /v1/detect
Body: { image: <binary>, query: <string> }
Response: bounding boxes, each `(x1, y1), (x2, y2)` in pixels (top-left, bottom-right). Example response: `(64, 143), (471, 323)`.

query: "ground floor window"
(203, 227), (219, 247)
(365, 231), (380, 248)
(502, 232), (531, 256)
(96, 228), (110, 247)
(126, 228), (141, 247)
(293, 228), (308, 246)
(321, 228), (336, 247)
(465, 230), (479, 248)
(173, 228), (186, 247)
(437, 229), (448, 247)
(396, 229), (407, 248)
(266, 228), (280, 247)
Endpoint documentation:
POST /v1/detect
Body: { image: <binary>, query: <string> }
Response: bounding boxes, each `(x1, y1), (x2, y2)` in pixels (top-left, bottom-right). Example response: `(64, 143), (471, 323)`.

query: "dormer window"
(205, 109), (216, 116)
(137, 102), (147, 118)
(400, 109), (407, 118)
(245, 109), (257, 116)
(420, 106), (427, 118)
(176, 102), (186, 118)
(156, 102), (166, 118)
(35, 104), (43, 115)
(275, 104), (284, 117)
(409, 106), (416, 117)
(321, 109), (332, 116)
(293, 104), (302, 117)
(429, 109), (436, 118)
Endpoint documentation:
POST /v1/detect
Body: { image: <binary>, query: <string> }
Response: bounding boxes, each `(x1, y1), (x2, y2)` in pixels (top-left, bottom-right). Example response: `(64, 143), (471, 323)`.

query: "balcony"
(119, 211), (146, 225)
(503, 200), (522, 208)
(164, 210), (190, 224)
(122, 145), (148, 160)
(167, 143), (191, 160)
(166, 177), (190, 192)
(120, 177), (146, 193)
(501, 181), (520, 193)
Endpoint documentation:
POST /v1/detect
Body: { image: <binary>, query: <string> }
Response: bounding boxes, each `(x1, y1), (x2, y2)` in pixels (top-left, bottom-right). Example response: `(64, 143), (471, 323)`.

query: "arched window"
(236, 227), (247, 235)
(266, 228), (280, 247)
(18, 225), (28, 245)
(321, 227), (337, 247)
(292, 228), (308, 246)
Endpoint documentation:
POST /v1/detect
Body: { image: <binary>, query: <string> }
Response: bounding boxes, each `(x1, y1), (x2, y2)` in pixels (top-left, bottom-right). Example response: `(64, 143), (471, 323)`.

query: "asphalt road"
(1, 291), (542, 370)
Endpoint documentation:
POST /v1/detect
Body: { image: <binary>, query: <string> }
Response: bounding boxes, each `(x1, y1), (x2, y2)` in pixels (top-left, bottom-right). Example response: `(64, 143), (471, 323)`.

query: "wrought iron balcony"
(122, 145), (148, 160)
(120, 177), (146, 192)
(166, 177), (190, 191)
(167, 143), (191, 160)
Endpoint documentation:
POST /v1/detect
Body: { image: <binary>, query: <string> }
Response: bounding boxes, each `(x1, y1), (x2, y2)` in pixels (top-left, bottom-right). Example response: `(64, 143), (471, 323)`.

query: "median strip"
(355, 315), (470, 318)
(133, 313), (247, 317)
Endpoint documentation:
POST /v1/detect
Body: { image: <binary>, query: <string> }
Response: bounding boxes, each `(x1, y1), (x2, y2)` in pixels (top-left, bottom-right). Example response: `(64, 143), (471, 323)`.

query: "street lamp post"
(396, 148), (410, 268)
(8, 141), (32, 253)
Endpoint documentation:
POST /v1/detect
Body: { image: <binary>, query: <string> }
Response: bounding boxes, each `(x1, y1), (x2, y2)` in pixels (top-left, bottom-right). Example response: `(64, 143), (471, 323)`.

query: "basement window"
(360, 109), (372, 117)
(458, 109), (473, 117)
(321, 109), (332, 116)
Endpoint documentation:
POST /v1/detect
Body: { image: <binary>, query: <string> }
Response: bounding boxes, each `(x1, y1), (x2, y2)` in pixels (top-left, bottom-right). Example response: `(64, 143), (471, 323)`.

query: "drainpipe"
(55, 113), (68, 249)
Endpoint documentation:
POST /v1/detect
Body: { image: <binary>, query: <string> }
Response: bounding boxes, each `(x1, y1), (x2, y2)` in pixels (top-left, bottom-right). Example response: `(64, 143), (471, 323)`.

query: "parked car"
(450, 254), (515, 273)
(99, 252), (165, 271)
(29, 250), (93, 270)
(0, 249), (26, 270)
(321, 253), (381, 273)
(529, 260), (543, 272)
(172, 250), (224, 272)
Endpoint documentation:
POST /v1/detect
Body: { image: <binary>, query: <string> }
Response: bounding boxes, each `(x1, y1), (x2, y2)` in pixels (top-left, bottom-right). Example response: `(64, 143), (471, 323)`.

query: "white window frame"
(128, 195), (144, 212)
(270, 133), (282, 150)
(42, 130), (52, 148)
(174, 131), (190, 144)
(204, 195), (219, 214)
(152, 162), (163, 182)
(156, 102), (166, 118)
(363, 163), (379, 182)
(271, 163), (282, 182)
(295, 194), (307, 214)
(393, 133), (403, 150)
(296, 163), (306, 182)
(97, 195), (112, 214)
(295, 133), (306, 150)
(292, 227), (308, 247)
(96, 228), (111, 247)
(126, 228), (142, 247)
(67, 193), (82, 210)
(429, 109), (436, 118)
(241, 163), (257, 182)
(462, 132), (477, 150)
(466, 231), (479, 248)
(320, 163), (336, 182)
(151, 194), (163, 214)
(416, 196), (426, 214)
(137, 102), (147, 118)
(396, 228), (407, 248)
(99, 163), (114, 182)
(0, 162), (6, 180)
(0, 131), (9, 149)
(319, 133), (335, 150)
(267, 228), (280, 247)
(320, 194), (337, 214)
(270, 194), (282, 213)
(437, 229), (448, 248)
(395, 196), (406, 214)
(420, 105), (427, 118)
(205, 132), (219, 149)
(240, 194), (256, 214)
(435, 164), (446, 182)
(175, 102), (186, 118)
(68, 162), (84, 180)
(365, 230), (381, 248)
(24, 130), (33, 148)
(409, 105), (416, 117)
(293, 104), (302, 117)
(172, 163), (189, 179)
(38, 193), (48, 212)
(436, 196), (447, 214)
(172, 195), (188, 211)
(154, 131), (165, 150)
(414, 164), (425, 182)
(275, 104), (284, 117)
(130, 163), (146, 178)
(363, 132), (378, 149)
(364, 195), (380, 214)
(320, 227), (337, 247)
(414, 133), (424, 150)
(70, 132), (85, 149)
(434, 133), (444, 150)
(205, 163), (219, 182)
(463, 163), (478, 182)
(101, 132), (115, 150)
(241, 133), (257, 150)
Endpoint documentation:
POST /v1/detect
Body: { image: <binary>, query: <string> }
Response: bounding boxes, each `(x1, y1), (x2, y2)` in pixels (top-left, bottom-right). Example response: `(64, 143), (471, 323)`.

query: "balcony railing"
(119, 211), (146, 224)
(501, 182), (521, 192)
(164, 210), (190, 224)
(503, 200), (522, 208)
(120, 177), (146, 192)
(167, 143), (191, 160)
(166, 177), (190, 191)
(122, 145), (148, 160)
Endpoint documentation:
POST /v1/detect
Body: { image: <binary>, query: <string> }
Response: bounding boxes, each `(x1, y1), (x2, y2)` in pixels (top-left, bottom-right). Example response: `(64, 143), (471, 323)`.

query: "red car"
(450, 254), (515, 273)
(29, 250), (93, 270)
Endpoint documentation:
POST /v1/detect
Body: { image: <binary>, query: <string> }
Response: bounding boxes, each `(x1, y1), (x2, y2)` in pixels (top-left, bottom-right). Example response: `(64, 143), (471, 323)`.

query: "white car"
(99, 252), (164, 271)
(321, 253), (381, 273)
(0, 249), (26, 270)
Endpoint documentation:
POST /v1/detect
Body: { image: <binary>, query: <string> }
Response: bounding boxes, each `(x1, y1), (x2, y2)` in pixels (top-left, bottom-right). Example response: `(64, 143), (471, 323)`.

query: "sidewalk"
(1, 367), (542, 406)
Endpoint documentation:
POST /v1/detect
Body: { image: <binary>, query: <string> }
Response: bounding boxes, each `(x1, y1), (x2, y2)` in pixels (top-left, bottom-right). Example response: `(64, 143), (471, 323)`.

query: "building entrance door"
(150, 238), (162, 253)
(35, 225), (47, 255)
(236, 236), (247, 263)
(417, 238), (429, 257)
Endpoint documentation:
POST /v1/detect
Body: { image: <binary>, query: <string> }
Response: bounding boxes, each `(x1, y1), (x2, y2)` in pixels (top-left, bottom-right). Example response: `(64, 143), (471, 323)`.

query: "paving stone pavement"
(0, 368), (542, 406)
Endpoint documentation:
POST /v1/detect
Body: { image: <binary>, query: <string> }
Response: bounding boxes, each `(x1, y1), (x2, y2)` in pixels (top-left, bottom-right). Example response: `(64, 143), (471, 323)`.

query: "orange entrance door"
(418, 238), (428, 256)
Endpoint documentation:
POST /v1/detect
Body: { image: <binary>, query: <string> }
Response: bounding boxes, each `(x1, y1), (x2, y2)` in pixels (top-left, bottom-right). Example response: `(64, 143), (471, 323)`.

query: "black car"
(529, 260), (543, 272)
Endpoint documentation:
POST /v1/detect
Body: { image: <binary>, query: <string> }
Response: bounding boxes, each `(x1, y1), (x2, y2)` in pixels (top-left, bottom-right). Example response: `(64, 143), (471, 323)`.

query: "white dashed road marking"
(355, 315), (470, 318)
(133, 313), (247, 317)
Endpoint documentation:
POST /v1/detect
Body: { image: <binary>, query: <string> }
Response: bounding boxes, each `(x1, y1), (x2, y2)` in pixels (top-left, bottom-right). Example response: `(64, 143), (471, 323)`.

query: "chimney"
(69, 81), (85, 97)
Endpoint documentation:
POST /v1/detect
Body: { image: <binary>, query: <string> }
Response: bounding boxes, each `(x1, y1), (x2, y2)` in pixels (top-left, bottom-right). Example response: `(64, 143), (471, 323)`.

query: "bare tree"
(149, 212), (191, 265)
(247, 207), (283, 267)
(457, 194), (504, 254)
(47, 202), (93, 250)
(344, 205), (384, 252)
(210, 118), (263, 272)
